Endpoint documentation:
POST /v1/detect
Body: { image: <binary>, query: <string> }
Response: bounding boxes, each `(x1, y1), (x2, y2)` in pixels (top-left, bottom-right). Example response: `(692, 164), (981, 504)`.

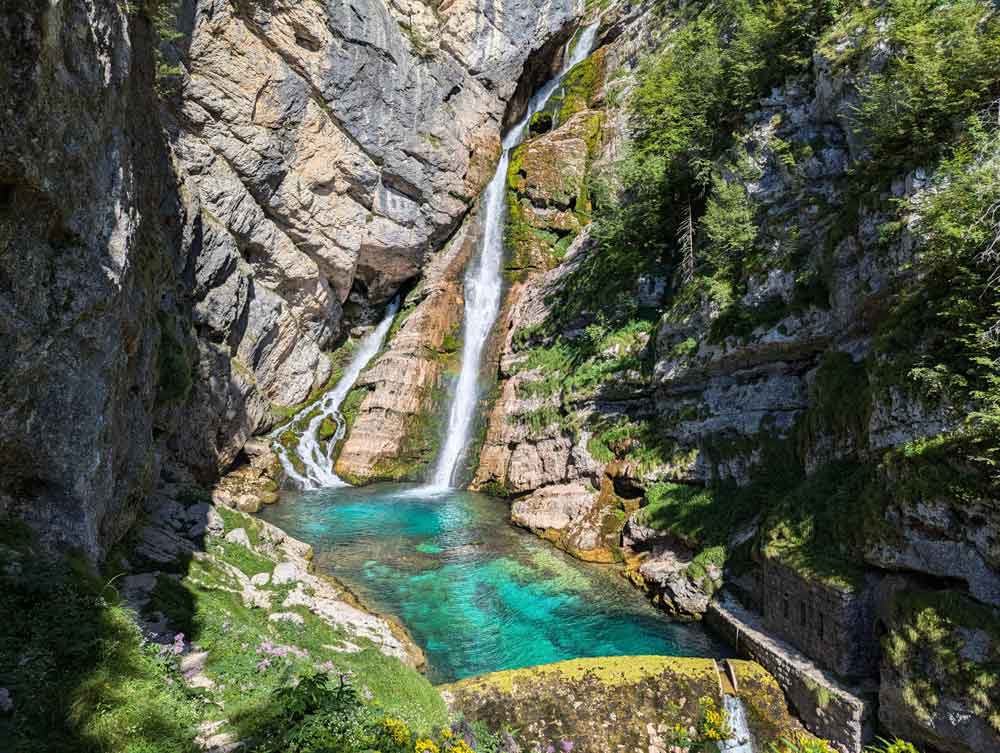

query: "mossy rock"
(442, 656), (799, 752)
(318, 417), (338, 441)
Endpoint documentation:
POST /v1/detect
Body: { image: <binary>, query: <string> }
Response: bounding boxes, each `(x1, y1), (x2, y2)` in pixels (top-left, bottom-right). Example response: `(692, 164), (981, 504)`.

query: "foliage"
(769, 735), (837, 753)
(252, 673), (517, 753)
(883, 589), (1000, 733)
(853, 0), (1000, 173)
(0, 535), (200, 753)
(701, 173), (757, 270)
(771, 734), (924, 753)
(589, 0), (854, 311)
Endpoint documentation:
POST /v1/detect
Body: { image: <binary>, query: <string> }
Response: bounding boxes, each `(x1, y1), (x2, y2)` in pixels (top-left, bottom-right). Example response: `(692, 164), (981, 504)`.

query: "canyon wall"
(0, 0), (582, 557)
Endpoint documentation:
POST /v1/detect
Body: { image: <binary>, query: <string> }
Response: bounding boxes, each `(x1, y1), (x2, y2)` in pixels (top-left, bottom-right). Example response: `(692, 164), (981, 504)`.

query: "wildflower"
(256, 658), (271, 671)
(546, 746), (555, 753)
(0, 688), (12, 713)
(414, 739), (440, 753)
(445, 740), (475, 753)
(560, 742), (574, 752)
(320, 660), (336, 673)
(171, 633), (185, 655)
(382, 717), (411, 744)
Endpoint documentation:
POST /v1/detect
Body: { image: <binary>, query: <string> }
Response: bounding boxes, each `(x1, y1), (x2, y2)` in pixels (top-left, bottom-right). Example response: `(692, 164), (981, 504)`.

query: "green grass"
(0, 529), (200, 753)
(136, 505), (449, 735)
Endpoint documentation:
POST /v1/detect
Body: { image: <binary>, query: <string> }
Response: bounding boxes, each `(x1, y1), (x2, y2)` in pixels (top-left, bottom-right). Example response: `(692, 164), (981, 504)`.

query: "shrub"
(854, 0), (1000, 172)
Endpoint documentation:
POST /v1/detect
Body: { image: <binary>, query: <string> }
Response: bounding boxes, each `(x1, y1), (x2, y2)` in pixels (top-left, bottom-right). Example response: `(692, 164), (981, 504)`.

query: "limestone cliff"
(0, 0), (183, 558)
(0, 0), (584, 556)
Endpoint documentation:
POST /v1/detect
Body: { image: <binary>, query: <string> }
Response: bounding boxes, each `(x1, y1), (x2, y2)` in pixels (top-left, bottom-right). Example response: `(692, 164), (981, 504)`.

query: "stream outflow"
(428, 23), (601, 490)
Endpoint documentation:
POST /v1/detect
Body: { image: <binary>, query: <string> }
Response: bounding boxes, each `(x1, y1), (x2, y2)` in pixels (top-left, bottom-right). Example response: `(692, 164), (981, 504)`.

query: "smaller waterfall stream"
(273, 298), (400, 489)
(719, 695), (755, 753)
(428, 22), (601, 490)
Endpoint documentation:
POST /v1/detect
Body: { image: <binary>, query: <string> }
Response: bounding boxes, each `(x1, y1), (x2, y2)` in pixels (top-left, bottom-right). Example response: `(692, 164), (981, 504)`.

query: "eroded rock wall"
(471, 2), (1000, 751)
(0, 0), (585, 557)
(0, 0), (181, 557)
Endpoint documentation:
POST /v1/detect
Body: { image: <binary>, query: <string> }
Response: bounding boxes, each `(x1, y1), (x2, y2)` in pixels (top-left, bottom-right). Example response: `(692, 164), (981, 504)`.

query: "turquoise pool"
(259, 483), (727, 683)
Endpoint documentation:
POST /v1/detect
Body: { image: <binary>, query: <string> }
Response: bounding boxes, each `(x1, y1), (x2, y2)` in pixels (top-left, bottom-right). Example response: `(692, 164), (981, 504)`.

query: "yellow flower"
(382, 717), (411, 745)
(446, 740), (475, 753)
(415, 739), (440, 753)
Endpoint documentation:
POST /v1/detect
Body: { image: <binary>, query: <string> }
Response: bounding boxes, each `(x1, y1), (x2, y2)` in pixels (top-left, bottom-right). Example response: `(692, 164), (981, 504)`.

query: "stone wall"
(758, 560), (881, 679)
(707, 595), (875, 753)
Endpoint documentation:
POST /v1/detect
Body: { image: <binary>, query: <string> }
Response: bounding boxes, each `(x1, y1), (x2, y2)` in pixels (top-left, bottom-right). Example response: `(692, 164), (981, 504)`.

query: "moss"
(556, 49), (606, 125)
(884, 588), (1000, 732)
(758, 461), (874, 590)
(318, 416), (338, 441)
(370, 386), (447, 482)
(796, 351), (871, 454)
(444, 656), (722, 696)
(156, 312), (193, 403)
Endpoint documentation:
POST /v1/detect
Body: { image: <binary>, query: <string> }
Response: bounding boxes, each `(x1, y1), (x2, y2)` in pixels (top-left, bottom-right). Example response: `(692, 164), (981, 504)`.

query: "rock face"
(335, 212), (474, 482)
(121, 478), (426, 666)
(876, 583), (1000, 753)
(0, 0), (179, 558)
(509, 481), (625, 563)
(0, 0), (584, 557)
(167, 0), (581, 396)
(469, 2), (1000, 752)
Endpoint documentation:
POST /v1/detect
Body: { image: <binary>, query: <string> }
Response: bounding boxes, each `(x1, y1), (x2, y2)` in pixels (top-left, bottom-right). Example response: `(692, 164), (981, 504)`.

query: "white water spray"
(426, 22), (601, 491)
(718, 695), (755, 753)
(273, 298), (400, 490)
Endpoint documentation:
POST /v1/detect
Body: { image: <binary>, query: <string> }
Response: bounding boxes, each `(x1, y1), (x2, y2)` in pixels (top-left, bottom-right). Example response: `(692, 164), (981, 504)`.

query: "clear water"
(721, 695), (755, 753)
(259, 484), (728, 683)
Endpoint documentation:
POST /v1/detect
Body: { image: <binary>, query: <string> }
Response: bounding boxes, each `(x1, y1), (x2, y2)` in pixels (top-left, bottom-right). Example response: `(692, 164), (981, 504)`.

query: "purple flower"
(256, 658), (271, 671)
(0, 688), (12, 713)
(546, 746), (555, 753)
(561, 742), (574, 752)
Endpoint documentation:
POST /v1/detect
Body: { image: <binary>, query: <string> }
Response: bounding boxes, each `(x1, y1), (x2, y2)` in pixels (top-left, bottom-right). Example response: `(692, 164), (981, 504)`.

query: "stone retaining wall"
(707, 595), (876, 753)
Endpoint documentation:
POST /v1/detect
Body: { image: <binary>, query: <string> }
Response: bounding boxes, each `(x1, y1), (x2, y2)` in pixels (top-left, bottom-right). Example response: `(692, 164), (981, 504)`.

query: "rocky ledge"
(119, 476), (424, 669)
(442, 656), (808, 753)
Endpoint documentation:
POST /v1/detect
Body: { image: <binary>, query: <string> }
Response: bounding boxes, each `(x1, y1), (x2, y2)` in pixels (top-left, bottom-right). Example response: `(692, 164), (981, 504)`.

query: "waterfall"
(718, 695), (755, 753)
(427, 22), (601, 491)
(273, 297), (400, 490)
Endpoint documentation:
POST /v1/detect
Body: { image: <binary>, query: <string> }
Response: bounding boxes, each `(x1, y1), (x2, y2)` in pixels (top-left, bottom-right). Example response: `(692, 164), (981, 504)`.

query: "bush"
(854, 0), (1000, 172)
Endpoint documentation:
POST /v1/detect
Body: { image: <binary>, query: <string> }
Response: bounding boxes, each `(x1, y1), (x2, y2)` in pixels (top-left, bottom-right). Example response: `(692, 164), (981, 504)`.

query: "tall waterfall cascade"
(718, 695), (755, 753)
(428, 22), (601, 490)
(273, 298), (400, 490)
